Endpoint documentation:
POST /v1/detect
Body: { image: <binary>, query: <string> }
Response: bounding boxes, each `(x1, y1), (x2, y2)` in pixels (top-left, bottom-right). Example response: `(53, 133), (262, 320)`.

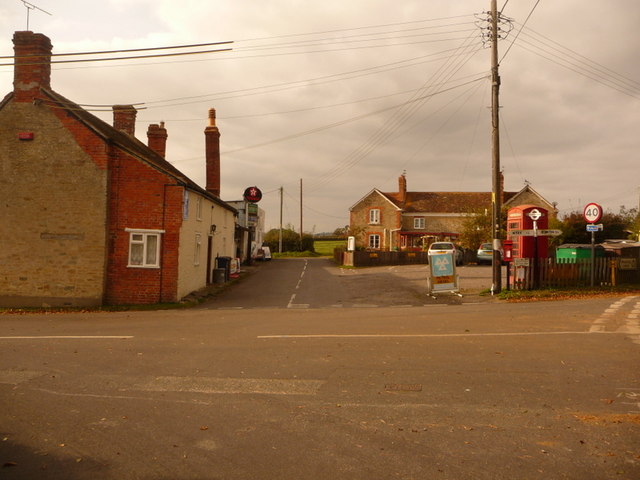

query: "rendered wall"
(177, 192), (236, 300)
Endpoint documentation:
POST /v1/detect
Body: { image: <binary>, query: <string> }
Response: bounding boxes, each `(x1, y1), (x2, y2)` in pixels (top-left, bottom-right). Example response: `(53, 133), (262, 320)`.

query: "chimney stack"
(12, 31), (52, 102)
(147, 121), (168, 158)
(398, 172), (407, 204)
(113, 105), (137, 136)
(205, 108), (221, 197)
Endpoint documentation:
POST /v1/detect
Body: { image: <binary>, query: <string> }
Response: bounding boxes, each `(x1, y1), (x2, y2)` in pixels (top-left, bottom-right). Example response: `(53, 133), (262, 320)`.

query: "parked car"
(256, 245), (272, 261)
(428, 241), (464, 266)
(476, 242), (493, 265)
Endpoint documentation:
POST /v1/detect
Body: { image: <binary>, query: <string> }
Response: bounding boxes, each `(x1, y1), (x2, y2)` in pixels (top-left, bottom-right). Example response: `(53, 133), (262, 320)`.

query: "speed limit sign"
(583, 203), (603, 223)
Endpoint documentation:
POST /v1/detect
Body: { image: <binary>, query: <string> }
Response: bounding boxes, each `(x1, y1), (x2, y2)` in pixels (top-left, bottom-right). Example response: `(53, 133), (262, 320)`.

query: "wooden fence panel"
(511, 257), (612, 290)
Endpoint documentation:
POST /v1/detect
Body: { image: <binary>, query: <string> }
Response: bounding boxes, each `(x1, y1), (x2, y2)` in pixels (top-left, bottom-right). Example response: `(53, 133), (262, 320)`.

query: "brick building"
(0, 31), (237, 307)
(350, 173), (556, 251)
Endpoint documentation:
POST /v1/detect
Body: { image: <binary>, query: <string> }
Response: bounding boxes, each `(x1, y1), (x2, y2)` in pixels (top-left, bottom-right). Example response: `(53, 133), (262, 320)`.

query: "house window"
(194, 233), (201, 266)
(196, 196), (203, 221)
(126, 229), (164, 268)
(183, 190), (190, 220)
(414, 217), (425, 229)
(368, 234), (381, 249)
(369, 208), (380, 225)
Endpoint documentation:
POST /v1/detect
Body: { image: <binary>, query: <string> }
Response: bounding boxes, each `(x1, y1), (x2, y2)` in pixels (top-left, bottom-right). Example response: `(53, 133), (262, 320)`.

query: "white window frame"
(368, 234), (381, 249)
(125, 228), (164, 268)
(414, 217), (425, 229)
(194, 233), (202, 266)
(369, 208), (381, 225)
(196, 196), (203, 221)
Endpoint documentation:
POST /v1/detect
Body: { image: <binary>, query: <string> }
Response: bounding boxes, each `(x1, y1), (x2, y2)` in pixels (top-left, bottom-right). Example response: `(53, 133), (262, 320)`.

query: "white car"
(256, 245), (272, 261)
(428, 242), (463, 266)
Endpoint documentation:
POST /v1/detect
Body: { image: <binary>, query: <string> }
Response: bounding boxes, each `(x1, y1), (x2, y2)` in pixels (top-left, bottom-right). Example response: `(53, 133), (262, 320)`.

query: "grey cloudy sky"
(1, 0), (638, 233)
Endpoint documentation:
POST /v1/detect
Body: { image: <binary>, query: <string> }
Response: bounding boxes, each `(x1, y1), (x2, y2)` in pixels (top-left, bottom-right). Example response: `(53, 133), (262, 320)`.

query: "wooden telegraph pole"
(279, 186), (283, 253)
(299, 179), (303, 248)
(490, 0), (503, 294)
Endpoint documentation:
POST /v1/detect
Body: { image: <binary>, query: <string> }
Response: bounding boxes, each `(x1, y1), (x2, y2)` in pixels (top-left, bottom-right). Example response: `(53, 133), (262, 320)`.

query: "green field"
(313, 240), (346, 256)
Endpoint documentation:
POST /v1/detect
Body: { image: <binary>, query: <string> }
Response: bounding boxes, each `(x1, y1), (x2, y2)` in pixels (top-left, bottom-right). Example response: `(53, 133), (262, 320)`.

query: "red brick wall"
(104, 151), (183, 305)
(49, 105), (186, 305)
(12, 32), (51, 103)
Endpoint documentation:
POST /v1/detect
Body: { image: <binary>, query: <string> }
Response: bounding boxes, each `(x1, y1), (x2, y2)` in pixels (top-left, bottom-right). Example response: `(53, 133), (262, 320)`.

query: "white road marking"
(0, 336), (133, 340)
(136, 376), (324, 396)
(288, 259), (309, 308)
(258, 331), (621, 339)
(0, 370), (45, 384)
(589, 296), (640, 344)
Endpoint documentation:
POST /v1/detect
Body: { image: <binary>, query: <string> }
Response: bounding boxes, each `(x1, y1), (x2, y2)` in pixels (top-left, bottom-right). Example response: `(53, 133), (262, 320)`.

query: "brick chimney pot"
(12, 31), (52, 102)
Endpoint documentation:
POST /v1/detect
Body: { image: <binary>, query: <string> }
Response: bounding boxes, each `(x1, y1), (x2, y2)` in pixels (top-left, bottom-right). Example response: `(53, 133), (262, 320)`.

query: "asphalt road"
(1, 260), (639, 480)
(199, 258), (499, 309)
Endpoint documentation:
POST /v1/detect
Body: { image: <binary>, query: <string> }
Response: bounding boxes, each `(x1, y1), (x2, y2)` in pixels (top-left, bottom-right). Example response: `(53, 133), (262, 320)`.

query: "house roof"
(380, 191), (520, 213)
(32, 89), (237, 214)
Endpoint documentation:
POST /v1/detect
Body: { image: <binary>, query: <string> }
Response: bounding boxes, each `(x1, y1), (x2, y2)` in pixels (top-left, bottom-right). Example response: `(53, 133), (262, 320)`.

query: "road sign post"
(583, 203), (603, 287)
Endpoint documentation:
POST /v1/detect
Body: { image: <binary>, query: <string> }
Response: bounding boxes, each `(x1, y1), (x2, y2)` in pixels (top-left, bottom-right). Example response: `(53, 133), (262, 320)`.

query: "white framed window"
(125, 228), (164, 268)
(183, 190), (190, 220)
(369, 208), (380, 225)
(414, 217), (425, 229)
(196, 196), (203, 221)
(194, 233), (201, 266)
(368, 234), (381, 249)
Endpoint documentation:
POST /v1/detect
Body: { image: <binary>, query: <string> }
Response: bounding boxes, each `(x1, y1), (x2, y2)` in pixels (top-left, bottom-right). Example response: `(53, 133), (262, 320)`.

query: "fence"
(511, 257), (616, 290)
(335, 249), (429, 267)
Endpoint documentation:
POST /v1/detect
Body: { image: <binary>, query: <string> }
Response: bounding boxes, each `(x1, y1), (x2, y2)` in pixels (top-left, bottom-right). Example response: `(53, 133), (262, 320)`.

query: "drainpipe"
(390, 228), (401, 250)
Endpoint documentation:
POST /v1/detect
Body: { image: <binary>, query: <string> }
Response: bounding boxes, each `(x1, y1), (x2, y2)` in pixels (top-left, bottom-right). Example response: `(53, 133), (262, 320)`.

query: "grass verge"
(495, 285), (640, 302)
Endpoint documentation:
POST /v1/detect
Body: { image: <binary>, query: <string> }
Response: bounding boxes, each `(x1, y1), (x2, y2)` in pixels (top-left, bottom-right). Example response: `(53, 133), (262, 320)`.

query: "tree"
(458, 208), (496, 250)
(557, 206), (639, 244)
(333, 225), (349, 238)
(263, 227), (315, 253)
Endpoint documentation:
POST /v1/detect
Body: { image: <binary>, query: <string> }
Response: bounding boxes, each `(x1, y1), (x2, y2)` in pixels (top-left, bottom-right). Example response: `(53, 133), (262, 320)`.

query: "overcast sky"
(1, 0), (639, 233)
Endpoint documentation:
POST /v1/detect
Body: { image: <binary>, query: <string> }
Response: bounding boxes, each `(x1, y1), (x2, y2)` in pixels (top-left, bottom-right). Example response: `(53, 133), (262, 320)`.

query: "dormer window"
(369, 208), (380, 225)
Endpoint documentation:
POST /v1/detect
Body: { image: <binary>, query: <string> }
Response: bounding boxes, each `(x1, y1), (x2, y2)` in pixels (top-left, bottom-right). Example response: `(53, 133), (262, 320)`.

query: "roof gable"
(503, 184), (556, 212)
(41, 88), (236, 214)
(349, 188), (402, 211)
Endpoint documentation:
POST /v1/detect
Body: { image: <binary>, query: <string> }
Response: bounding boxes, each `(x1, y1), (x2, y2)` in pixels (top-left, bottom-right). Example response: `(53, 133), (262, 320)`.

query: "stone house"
(349, 173), (556, 251)
(0, 31), (237, 307)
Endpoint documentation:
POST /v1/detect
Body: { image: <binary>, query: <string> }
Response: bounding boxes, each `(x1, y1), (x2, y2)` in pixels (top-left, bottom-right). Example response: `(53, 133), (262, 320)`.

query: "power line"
(142, 47), (482, 109)
(235, 14), (475, 43)
(0, 46), (233, 66)
(306, 29), (482, 192)
(511, 30), (640, 98)
(499, 0), (540, 62)
(223, 76), (487, 155)
(0, 40), (234, 60)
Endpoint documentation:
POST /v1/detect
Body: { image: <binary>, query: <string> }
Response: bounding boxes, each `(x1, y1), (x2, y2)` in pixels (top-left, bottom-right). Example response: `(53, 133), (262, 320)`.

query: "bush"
(264, 228), (315, 253)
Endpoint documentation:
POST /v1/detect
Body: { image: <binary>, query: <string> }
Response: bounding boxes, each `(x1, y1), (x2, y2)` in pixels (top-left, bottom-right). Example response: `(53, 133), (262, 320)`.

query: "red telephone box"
(507, 205), (549, 258)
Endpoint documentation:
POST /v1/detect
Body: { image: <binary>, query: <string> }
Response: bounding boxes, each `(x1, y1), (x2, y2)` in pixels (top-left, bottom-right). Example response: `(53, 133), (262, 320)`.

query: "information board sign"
(427, 253), (460, 297)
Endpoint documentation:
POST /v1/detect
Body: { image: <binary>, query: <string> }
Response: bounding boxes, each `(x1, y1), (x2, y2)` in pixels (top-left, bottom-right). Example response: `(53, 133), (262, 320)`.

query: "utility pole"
(279, 186), (283, 253)
(490, 0), (503, 294)
(299, 179), (303, 249)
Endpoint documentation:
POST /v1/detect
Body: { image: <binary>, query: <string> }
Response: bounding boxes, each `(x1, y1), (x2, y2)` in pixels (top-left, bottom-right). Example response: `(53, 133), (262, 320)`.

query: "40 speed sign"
(583, 203), (603, 223)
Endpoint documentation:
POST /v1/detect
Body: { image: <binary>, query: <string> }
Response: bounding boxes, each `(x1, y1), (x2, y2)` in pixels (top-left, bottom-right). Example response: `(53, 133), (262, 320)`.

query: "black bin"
(216, 256), (232, 281)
